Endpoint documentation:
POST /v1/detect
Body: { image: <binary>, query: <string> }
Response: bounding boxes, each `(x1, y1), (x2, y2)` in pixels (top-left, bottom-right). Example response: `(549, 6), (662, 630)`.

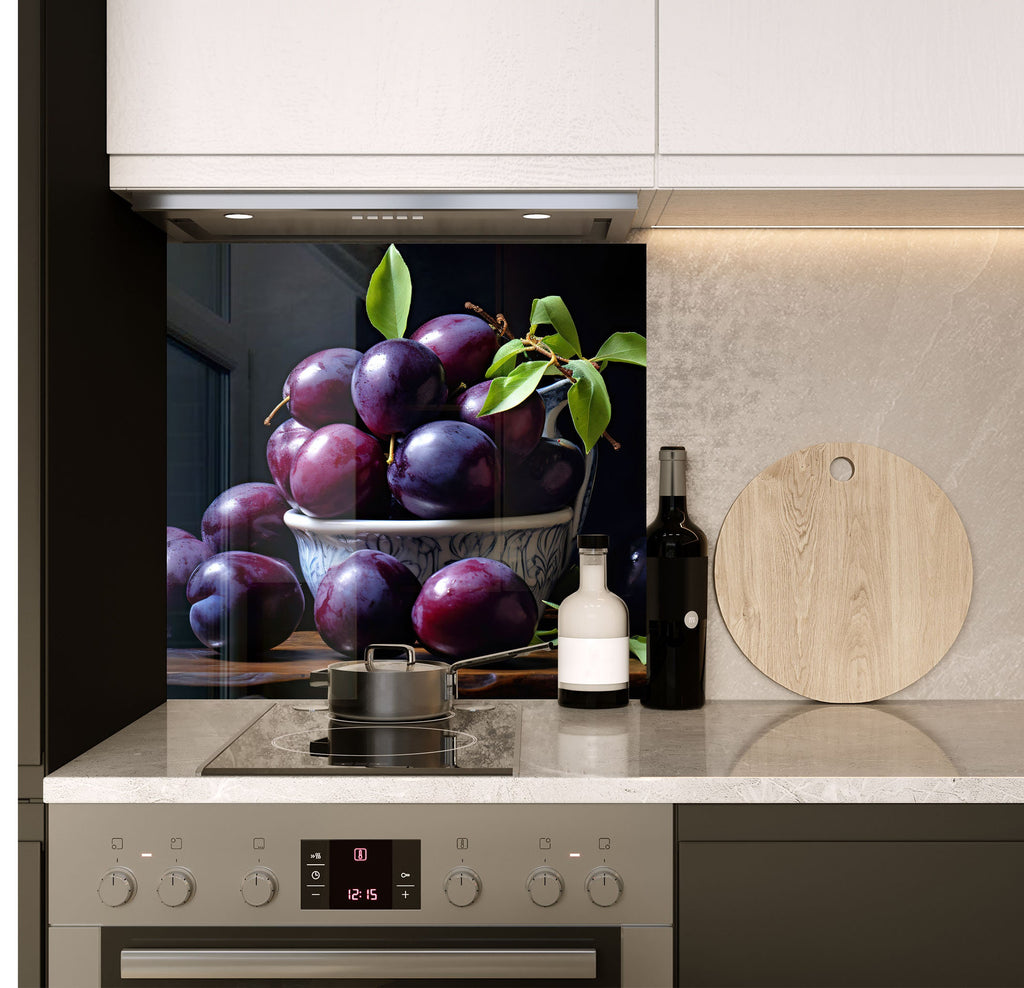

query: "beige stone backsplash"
(633, 228), (1024, 699)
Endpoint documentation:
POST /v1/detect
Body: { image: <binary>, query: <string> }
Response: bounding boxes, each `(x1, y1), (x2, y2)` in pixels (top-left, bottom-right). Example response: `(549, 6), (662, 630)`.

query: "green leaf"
(566, 359), (612, 453)
(530, 296), (582, 357)
(478, 360), (549, 415)
(365, 244), (412, 339)
(591, 332), (647, 367)
(628, 635), (647, 665)
(485, 338), (527, 379)
(541, 600), (560, 610)
(541, 333), (577, 360)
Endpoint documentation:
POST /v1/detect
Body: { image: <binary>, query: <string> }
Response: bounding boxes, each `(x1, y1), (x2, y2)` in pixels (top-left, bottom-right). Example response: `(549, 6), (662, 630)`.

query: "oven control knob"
(241, 867), (278, 907)
(444, 867), (481, 907)
(157, 868), (196, 907)
(526, 867), (564, 907)
(585, 867), (623, 907)
(97, 868), (136, 907)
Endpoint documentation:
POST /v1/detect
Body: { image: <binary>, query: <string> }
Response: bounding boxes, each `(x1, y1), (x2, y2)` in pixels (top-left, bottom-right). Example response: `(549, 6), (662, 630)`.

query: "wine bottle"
(557, 534), (630, 708)
(643, 447), (708, 709)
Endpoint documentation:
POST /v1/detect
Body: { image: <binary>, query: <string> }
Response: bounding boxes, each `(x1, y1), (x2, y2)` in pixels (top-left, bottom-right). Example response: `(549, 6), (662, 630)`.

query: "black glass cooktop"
(201, 701), (520, 776)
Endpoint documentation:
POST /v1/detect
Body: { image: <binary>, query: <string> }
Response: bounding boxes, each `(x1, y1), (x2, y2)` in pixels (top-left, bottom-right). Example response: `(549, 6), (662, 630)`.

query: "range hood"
(119, 191), (639, 244)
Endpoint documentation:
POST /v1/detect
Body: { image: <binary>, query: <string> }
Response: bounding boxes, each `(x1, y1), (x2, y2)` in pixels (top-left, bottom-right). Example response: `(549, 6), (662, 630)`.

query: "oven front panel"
(49, 804), (673, 928)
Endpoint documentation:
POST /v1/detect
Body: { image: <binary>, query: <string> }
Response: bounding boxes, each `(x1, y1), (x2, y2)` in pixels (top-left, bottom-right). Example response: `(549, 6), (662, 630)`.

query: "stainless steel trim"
(127, 190), (638, 213)
(121, 947), (597, 980)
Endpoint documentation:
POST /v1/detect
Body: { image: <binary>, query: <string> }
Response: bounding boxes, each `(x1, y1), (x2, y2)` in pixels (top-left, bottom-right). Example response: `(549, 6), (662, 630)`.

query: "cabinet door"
(659, 0), (1024, 155)
(108, 0), (655, 157)
(677, 840), (1024, 987)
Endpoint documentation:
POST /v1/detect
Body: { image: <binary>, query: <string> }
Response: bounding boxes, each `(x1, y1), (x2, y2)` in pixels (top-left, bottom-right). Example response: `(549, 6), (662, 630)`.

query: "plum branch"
(465, 302), (622, 452)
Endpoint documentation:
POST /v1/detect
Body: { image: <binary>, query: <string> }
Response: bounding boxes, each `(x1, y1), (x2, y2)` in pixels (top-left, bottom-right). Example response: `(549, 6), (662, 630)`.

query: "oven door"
(99, 926), (624, 987)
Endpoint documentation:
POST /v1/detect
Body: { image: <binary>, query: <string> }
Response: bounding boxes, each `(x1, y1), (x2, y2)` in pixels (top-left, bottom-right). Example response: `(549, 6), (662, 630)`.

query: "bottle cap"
(577, 533), (608, 549)
(659, 446), (687, 460)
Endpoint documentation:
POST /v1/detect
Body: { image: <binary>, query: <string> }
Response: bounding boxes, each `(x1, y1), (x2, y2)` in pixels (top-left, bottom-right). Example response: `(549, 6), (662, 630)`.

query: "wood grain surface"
(714, 442), (972, 703)
(167, 631), (646, 698)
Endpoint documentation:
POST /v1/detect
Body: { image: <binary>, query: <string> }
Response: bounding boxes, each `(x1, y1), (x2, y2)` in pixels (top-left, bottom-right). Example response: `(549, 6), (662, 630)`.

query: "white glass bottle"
(557, 534), (630, 708)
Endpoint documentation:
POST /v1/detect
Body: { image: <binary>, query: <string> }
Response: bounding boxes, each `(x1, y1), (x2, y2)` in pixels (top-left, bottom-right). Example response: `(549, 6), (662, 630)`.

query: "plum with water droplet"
(186, 551), (305, 658)
(275, 347), (362, 430)
(266, 417), (314, 506)
(314, 549), (421, 657)
(167, 529), (213, 644)
(388, 420), (498, 519)
(456, 380), (545, 463)
(201, 482), (293, 557)
(410, 313), (499, 388)
(503, 437), (585, 515)
(412, 557), (538, 658)
(289, 423), (387, 518)
(350, 338), (446, 438)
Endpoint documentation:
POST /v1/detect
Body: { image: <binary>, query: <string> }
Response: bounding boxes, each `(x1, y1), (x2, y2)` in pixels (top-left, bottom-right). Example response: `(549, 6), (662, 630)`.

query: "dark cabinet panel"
(677, 838), (1024, 987)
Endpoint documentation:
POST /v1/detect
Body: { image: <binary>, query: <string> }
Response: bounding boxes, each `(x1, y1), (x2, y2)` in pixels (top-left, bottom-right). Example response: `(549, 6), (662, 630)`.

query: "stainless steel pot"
(310, 642), (554, 722)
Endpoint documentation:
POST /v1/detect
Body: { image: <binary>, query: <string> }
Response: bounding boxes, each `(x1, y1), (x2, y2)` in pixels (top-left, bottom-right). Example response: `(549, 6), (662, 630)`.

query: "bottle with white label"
(557, 534), (630, 708)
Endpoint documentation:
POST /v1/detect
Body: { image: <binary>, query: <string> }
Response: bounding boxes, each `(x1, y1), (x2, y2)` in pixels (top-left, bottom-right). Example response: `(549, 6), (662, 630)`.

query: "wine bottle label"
(647, 556), (708, 621)
(557, 636), (630, 690)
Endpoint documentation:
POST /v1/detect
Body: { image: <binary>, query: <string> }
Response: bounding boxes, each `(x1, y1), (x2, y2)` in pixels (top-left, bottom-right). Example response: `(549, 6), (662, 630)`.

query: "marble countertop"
(43, 699), (1024, 804)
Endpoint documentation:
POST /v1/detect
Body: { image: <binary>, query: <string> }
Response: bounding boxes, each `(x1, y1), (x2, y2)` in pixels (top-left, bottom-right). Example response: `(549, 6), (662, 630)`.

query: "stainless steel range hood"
(119, 191), (639, 243)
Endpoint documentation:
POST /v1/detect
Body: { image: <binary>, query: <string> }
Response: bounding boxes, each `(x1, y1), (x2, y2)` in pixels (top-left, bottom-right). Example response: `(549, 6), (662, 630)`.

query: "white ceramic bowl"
(285, 507), (574, 605)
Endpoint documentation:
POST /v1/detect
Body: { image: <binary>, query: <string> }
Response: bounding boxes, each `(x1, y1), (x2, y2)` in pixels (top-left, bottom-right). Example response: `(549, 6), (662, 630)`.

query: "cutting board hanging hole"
(830, 456), (854, 481)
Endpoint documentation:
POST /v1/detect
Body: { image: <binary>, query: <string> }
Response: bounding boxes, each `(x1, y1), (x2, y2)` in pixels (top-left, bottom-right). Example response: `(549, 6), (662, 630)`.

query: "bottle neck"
(578, 549), (609, 591)
(658, 453), (688, 517)
(659, 454), (687, 497)
(658, 493), (689, 518)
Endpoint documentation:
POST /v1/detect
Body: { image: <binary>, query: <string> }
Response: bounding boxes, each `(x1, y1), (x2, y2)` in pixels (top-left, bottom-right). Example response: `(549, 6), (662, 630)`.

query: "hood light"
(224, 212), (254, 220)
(523, 212), (552, 220)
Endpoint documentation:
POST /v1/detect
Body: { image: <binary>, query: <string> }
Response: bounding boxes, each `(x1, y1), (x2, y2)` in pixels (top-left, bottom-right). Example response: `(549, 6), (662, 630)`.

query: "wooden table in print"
(168, 631), (647, 698)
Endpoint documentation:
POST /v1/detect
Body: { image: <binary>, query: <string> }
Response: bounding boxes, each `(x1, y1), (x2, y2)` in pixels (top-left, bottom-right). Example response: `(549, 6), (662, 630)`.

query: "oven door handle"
(121, 947), (598, 980)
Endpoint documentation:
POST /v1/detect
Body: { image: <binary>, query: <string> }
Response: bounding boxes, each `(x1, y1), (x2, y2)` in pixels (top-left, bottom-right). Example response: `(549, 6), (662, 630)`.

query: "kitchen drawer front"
(676, 837), (1024, 987)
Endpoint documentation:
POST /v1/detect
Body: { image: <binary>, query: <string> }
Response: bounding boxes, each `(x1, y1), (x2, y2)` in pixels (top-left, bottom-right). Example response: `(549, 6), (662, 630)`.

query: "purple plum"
(266, 417), (314, 506)
(289, 423), (387, 519)
(388, 420), (498, 519)
(167, 529), (213, 643)
(456, 380), (545, 463)
(201, 482), (293, 558)
(280, 347), (362, 430)
(409, 313), (500, 388)
(609, 535), (646, 638)
(313, 549), (421, 656)
(167, 526), (197, 543)
(350, 338), (446, 438)
(504, 437), (585, 515)
(186, 551), (305, 658)
(412, 557), (538, 658)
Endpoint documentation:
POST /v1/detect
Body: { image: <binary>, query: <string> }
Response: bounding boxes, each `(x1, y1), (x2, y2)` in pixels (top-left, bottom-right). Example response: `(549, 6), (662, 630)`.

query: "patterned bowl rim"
(283, 506), (573, 536)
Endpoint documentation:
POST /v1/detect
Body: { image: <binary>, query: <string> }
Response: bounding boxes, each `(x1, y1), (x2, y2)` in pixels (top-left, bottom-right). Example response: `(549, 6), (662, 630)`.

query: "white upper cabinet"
(656, 0), (1024, 190)
(659, 0), (1024, 155)
(108, 0), (655, 158)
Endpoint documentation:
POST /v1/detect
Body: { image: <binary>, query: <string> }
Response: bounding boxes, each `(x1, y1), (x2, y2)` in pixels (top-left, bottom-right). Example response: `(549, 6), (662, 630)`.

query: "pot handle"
(447, 641), (555, 676)
(365, 644), (417, 672)
(308, 667), (329, 689)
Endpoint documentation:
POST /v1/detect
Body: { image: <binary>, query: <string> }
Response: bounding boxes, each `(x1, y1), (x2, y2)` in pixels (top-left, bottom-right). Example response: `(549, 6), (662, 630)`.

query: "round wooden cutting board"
(714, 442), (972, 703)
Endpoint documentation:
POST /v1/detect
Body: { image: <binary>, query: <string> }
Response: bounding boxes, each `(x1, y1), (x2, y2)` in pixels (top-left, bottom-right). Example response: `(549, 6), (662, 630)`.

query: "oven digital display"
(300, 839), (420, 909)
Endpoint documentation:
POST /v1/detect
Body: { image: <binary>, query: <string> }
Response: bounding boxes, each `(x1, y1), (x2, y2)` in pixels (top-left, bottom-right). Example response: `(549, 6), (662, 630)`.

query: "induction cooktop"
(201, 701), (520, 776)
